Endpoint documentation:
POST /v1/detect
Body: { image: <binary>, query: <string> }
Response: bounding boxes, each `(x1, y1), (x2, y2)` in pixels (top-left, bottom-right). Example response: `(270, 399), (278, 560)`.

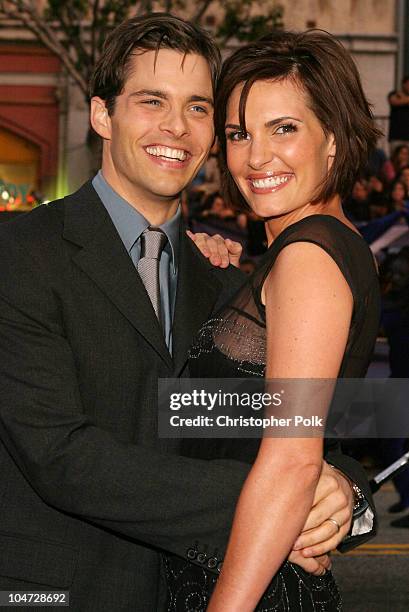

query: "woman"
(388, 179), (409, 212)
(165, 30), (380, 611)
(397, 165), (409, 192)
(381, 144), (409, 184)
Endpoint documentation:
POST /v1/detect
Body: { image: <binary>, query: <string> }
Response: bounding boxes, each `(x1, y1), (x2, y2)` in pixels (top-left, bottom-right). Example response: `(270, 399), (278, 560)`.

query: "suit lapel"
(172, 228), (221, 376)
(63, 182), (172, 369)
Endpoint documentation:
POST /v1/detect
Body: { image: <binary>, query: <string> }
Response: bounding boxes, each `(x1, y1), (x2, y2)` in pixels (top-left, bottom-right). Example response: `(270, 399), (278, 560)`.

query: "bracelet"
(350, 482), (369, 518)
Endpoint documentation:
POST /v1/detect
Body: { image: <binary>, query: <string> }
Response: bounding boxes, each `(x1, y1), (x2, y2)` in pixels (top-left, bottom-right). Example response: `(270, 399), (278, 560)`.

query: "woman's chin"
(247, 202), (288, 220)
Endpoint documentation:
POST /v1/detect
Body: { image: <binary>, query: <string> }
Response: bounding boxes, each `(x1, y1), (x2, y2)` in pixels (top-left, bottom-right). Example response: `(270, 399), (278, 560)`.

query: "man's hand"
(187, 230), (242, 268)
(287, 550), (331, 576)
(292, 461), (353, 558)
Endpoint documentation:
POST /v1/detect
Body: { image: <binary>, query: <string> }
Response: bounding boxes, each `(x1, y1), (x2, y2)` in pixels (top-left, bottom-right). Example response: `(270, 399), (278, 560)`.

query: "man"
(0, 14), (374, 611)
(388, 75), (409, 151)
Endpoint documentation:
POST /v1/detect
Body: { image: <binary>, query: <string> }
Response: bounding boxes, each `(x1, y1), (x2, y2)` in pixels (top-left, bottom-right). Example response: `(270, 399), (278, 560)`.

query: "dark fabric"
(163, 555), (342, 611)
(0, 181), (249, 612)
(388, 90), (409, 141)
(165, 215), (380, 610)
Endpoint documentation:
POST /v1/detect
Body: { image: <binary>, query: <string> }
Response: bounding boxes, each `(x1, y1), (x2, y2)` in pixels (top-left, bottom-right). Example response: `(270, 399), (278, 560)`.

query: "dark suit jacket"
(0, 182), (375, 611)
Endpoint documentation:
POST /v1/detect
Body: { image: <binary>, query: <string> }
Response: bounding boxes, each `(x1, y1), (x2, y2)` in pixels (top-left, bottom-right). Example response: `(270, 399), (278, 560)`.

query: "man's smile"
(145, 145), (190, 163)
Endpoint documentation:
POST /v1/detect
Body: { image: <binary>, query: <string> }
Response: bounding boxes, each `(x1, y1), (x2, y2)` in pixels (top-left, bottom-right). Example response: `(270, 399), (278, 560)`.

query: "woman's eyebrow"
(225, 116), (302, 129)
(264, 116), (302, 127)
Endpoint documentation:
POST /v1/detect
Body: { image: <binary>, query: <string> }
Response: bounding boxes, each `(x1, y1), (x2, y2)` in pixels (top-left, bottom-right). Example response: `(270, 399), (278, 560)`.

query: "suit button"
(217, 562), (223, 573)
(197, 552), (207, 563)
(207, 557), (218, 569)
(187, 548), (197, 560)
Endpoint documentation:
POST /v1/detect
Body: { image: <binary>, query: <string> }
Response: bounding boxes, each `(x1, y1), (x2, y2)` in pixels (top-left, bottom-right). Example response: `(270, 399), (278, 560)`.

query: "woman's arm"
(207, 241), (353, 612)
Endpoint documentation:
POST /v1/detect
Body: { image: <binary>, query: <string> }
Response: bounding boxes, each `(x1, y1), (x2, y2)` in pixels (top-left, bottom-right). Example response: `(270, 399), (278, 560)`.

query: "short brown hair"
(89, 13), (221, 115)
(215, 29), (382, 211)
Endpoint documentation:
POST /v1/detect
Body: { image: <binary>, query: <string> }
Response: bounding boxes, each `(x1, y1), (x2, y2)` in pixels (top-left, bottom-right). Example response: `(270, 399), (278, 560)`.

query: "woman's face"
(225, 78), (335, 219)
(400, 168), (409, 190)
(392, 182), (406, 202)
(397, 147), (409, 166)
(352, 181), (368, 201)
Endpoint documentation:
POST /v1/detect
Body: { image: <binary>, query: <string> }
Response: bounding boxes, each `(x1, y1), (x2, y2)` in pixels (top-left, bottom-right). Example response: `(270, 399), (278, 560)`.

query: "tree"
(0, 0), (283, 104)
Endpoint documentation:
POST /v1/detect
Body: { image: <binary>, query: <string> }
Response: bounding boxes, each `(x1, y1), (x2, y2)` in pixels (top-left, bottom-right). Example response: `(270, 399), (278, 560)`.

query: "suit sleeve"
(0, 230), (248, 568)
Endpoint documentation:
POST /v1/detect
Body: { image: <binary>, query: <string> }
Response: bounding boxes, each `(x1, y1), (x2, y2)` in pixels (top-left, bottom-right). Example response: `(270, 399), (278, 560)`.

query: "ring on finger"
(326, 517), (340, 533)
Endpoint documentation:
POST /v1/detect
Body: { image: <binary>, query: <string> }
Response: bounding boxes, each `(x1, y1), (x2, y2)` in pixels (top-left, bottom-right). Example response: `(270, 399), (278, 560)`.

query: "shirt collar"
(92, 170), (180, 272)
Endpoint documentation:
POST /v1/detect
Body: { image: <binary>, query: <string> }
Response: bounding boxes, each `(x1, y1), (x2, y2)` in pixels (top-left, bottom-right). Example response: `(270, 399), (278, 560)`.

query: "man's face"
(92, 49), (215, 211)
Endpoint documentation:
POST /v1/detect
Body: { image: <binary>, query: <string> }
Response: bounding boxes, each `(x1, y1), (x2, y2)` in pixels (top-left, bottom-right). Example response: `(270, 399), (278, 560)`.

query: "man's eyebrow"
(189, 95), (214, 106)
(225, 116), (302, 129)
(129, 90), (213, 106)
(129, 89), (167, 99)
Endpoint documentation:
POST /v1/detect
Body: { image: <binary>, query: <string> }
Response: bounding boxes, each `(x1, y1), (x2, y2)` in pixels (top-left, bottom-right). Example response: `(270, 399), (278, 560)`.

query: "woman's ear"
(327, 134), (336, 170)
(90, 97), (111, 140)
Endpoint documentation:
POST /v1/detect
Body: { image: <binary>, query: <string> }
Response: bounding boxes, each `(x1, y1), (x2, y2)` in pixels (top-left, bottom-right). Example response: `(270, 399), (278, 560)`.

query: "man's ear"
(90, 97), (111, 140)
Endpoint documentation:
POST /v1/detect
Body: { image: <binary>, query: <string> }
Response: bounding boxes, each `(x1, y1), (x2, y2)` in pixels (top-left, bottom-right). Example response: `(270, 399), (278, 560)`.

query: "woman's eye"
(226, 131), (249, 142)
(276, 123), (297, 135)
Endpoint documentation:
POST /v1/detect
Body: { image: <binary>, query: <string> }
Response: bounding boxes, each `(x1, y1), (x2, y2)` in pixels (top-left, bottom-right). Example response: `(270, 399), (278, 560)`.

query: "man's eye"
(226, 131), (249, 142)
(191, 105), (207, 113)
(276, 123), (297, 134)
(142, 99), (161, 106)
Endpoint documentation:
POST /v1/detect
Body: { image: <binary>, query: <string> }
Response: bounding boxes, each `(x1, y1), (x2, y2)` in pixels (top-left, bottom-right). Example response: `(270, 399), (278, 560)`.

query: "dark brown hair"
(215, 29), (382, 211)
(89, 13), (221, 115)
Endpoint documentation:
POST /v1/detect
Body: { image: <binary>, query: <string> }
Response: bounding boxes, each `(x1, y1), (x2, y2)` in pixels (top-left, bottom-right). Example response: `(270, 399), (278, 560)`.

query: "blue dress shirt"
(92, 171), (179, 352)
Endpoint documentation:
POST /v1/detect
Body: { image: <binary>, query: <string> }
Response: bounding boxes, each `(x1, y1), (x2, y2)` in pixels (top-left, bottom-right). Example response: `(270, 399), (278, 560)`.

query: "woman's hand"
(186, 230), (242, 268)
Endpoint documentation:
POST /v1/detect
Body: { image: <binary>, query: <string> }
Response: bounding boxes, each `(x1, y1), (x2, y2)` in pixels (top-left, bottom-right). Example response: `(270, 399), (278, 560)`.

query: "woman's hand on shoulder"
(186, 230), (242, 268)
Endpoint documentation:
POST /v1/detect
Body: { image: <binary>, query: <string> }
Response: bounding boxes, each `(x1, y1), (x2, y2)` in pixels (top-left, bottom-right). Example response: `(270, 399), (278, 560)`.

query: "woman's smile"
(247, 172), (294, 194)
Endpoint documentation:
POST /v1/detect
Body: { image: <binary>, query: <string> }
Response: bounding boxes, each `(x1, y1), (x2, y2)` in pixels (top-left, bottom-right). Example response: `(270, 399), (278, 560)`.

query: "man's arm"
(0, 229), (248, 564)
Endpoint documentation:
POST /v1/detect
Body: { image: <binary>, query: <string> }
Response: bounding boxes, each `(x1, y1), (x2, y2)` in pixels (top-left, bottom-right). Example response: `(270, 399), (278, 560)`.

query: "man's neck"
(100, 168), (180, 226)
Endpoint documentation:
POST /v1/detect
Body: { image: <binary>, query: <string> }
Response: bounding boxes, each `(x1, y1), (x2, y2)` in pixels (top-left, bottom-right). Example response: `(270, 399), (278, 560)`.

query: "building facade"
(0, 0), (406, 205)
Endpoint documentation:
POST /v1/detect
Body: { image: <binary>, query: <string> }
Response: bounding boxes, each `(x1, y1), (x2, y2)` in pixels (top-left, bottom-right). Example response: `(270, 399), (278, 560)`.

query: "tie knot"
(140, 227), (168, 260)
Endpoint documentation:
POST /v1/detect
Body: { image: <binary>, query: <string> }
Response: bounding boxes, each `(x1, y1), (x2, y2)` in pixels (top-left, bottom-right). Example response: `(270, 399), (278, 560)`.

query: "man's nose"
(159, 107), (189, 139)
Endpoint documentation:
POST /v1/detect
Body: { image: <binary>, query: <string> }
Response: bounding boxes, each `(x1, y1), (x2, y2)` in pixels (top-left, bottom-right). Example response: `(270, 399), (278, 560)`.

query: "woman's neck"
(264, 195), (347, 245)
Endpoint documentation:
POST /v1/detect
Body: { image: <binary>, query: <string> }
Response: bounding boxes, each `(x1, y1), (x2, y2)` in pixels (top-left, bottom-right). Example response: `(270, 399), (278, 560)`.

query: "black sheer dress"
(163, 215), (380, 611)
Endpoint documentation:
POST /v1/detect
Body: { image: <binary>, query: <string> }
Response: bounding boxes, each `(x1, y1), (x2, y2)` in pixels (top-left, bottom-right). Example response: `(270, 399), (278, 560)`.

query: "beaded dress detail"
(164, 216), (380, 611)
